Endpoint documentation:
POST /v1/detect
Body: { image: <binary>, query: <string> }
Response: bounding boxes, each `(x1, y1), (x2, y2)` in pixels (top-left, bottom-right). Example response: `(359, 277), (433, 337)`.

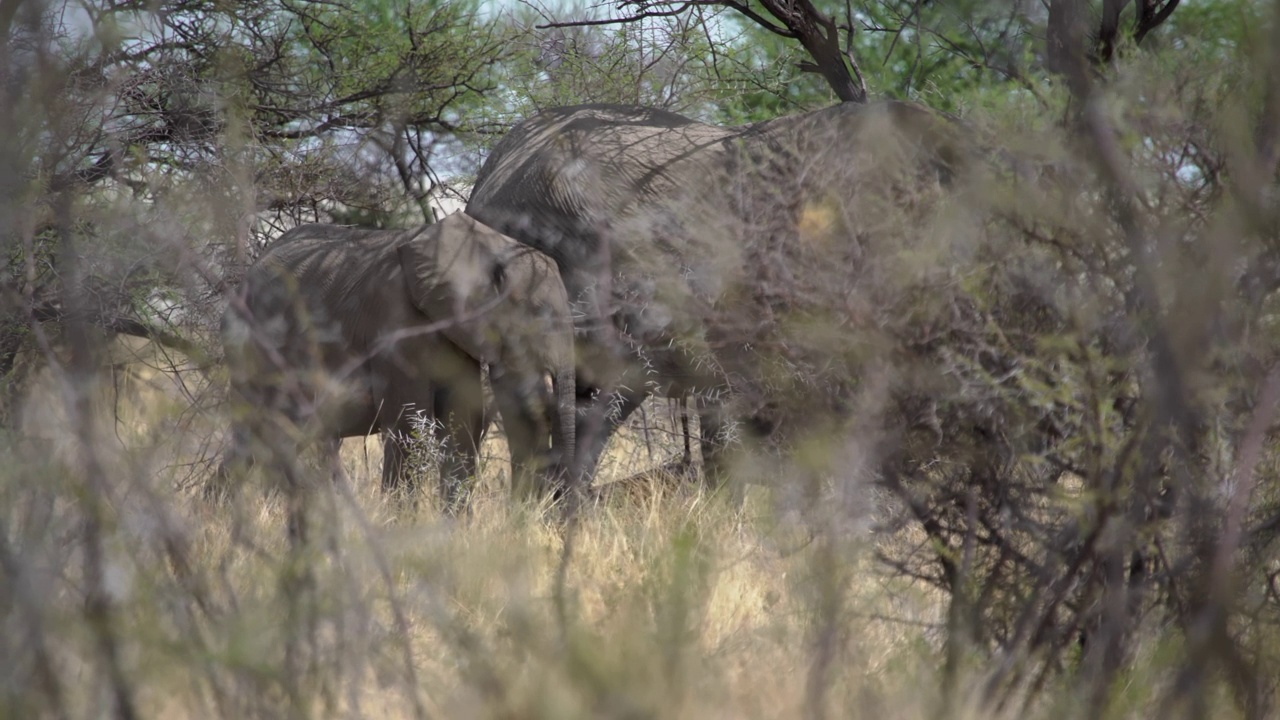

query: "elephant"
(217, 211), (577, 510)
(465, 101), (970, 487)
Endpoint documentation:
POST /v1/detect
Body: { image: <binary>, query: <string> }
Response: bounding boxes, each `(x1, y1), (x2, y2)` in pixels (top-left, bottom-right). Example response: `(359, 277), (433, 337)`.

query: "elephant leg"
(209, 418), (256, 502)
(574, 388), (646, 486)
(697, 397), (730, 489)
(680, 398), (693, 468)
(320, 437), (348, 487)
(210, 376), (278, 501)
(380, 432), (411, 496)
(433, 378), (485, 514)
(374, 355), (439, 500)
(378, 392), (419, 491)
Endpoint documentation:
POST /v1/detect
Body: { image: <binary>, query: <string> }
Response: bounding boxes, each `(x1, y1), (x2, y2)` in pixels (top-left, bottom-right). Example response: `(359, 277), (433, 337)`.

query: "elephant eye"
(491, 261), (507, 291)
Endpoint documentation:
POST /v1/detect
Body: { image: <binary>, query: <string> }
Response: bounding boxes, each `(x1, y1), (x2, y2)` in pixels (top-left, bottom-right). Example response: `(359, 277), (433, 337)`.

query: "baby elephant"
(217, 212), (576, 510)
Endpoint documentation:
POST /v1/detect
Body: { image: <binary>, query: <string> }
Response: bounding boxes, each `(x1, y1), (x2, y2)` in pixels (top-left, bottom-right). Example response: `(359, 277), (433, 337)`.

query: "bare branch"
(713, 0), (797, 38)
(538, 3), (694, 30)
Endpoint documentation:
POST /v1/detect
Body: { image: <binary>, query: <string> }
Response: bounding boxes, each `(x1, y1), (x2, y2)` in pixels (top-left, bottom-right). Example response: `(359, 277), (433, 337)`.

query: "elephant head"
(397, 212), (577, 496)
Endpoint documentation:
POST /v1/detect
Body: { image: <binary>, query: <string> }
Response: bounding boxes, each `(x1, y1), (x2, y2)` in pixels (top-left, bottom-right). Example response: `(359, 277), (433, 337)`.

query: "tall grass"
(1, 349), (1267, 719)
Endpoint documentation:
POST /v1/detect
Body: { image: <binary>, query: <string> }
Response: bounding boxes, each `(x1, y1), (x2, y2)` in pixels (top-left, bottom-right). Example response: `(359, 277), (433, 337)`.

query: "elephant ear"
(396, 213), (501, 359)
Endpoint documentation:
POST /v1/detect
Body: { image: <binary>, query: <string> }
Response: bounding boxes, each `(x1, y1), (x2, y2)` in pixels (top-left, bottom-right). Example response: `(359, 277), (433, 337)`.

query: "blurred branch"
(22, 285), (202, 358)
(1046, 0), (1091, 99)
(55, 193), (140, 720)
(1050, 0), (1182, 93)
(0, 0), (28, 42)
(1082, 99), (1195, 433)
(1161, 368), (1280, 718)
(0, 519), (69, 720)
(1214, 369), (1280, 594)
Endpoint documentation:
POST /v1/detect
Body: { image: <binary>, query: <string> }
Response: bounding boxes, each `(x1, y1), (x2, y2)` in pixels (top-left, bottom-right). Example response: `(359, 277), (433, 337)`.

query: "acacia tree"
(0, 0), (514, 424)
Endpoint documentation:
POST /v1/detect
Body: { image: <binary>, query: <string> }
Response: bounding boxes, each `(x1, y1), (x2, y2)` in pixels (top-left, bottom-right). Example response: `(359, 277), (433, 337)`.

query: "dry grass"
(4, 339), (970, 719)
(172, 468), (952, 719)
(5, 340), (1220, 719)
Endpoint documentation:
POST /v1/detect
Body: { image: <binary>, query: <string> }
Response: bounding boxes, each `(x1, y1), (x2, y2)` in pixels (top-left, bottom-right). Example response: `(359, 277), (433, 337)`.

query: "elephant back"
(234, 225), (419, 362)
(468, 104), (736, 277)
(268, 223), (387, 251)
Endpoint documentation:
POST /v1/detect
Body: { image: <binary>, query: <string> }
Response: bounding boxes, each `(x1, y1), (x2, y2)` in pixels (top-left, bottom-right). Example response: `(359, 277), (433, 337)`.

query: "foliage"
(604, 0), (1193, 119)
(4, 0), (1280, 718)
(859, 12), (1280, 717)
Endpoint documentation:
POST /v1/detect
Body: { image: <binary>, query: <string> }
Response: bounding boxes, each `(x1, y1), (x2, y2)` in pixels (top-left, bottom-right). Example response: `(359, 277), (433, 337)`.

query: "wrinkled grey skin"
(218, 212), (576, 509)
(466, 102), (964, 485)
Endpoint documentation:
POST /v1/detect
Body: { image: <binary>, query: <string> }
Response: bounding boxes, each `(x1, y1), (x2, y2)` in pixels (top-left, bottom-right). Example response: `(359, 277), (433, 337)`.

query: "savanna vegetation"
(3, 0), (1280, 718)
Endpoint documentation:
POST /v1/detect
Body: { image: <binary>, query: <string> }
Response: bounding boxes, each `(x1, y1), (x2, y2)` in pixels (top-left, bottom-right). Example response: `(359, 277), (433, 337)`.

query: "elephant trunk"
(551, 366), (576, 487)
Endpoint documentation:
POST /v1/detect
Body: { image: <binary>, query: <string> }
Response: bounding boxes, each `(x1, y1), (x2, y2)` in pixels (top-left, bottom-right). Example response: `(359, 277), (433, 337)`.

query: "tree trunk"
(757, 0), (868, 103)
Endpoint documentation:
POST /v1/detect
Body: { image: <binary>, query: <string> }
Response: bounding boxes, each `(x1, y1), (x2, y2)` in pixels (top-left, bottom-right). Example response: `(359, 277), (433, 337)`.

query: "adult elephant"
(466, 101), (969, 486)
(217, 212), (576, 510)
